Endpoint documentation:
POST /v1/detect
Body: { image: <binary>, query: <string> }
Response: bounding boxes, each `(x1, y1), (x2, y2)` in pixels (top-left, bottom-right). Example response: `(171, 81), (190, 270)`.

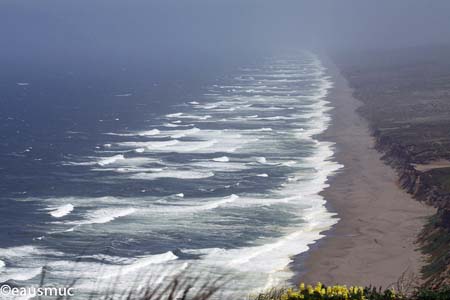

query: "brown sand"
(292, 57), (436, 288)
(413, 159), (450, 172)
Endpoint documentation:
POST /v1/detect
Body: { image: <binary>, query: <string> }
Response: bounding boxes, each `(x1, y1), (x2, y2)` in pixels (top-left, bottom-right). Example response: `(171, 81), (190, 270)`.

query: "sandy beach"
(292, 56), (436, 288)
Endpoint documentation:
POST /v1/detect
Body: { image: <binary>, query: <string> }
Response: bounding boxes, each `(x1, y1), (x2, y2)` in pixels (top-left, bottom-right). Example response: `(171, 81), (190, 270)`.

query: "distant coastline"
(291, 53), (435, 287)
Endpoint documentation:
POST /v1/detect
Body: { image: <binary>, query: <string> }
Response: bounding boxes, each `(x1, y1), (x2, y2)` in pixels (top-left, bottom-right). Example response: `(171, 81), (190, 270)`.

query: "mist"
(1, 0), (450, 64)
(2, 1), (450, 296)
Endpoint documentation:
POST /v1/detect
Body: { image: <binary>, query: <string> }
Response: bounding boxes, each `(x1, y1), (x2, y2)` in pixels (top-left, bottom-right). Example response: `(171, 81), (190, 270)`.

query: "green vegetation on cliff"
(255, 283), (450, 300)
(334, 46), (450, 288)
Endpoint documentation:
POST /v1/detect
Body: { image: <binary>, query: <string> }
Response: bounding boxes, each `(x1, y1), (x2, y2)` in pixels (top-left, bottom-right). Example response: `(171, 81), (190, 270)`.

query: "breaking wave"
(7, 52), (342, 298)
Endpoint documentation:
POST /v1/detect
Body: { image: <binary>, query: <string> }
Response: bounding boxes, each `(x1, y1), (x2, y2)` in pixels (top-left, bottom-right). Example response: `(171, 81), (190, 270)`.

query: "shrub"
(414, 286), (450, 300)
(255, 283), (402, 300)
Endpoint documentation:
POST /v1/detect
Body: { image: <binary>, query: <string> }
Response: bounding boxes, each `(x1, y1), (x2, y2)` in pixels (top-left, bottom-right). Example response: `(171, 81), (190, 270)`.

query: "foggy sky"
(1, 0), (450, 63)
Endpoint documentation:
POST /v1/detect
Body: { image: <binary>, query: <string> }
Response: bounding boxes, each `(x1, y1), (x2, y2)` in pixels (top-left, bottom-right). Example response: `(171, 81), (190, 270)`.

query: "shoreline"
(290, 55), (436, 287)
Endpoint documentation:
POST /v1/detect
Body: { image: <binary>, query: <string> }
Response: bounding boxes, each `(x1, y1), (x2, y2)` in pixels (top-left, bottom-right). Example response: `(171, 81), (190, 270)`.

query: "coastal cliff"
(374, 128), (450, 287)
(375, 132), (450, 211)
(334, 46), (450, 288)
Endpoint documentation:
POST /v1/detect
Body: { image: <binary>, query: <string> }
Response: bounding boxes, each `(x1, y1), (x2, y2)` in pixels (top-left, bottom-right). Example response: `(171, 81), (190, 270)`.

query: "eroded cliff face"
(373, 130), (450, 288)
(375, 133), (450, 210)
(334, 47), (450, 288)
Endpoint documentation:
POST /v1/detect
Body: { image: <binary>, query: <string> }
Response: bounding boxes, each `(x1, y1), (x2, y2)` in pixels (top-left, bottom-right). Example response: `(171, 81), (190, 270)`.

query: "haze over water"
(0, 51), (341, 298)
(2, 0), (450, 298)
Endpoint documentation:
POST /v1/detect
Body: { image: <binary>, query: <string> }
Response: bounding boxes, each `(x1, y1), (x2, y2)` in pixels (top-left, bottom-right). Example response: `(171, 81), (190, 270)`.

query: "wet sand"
(291, 56), (436, 288)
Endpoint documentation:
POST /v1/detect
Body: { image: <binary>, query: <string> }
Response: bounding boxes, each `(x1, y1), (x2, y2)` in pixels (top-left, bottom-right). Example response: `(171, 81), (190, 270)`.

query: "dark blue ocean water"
(0, 52), (340, 298)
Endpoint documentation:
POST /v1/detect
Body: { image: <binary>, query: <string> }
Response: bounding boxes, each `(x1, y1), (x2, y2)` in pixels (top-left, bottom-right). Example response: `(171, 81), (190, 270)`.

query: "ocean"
(0, 51), (341, 299)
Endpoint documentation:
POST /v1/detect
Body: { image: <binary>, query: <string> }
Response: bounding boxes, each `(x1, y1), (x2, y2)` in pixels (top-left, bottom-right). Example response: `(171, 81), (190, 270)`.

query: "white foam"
(212, 156), (229, 162)
(91, 251), (179, 280)
(166, 112), (183, 118)
(178, 194), (239, 212)
(257, 157), (267, 164)
(169, 127), (201, 138)
(187, 115), (211, 120)
(0, 246), (67, 283)
(164, 123), (180, 128)
(79, 254), (136, 265)
(169, 53), (341, 293)
(188, 161), (247, 172)
(162, 122), (195, 128)
(47, 204), (74, 218)
(16, 82), (29, 86)
(138, 129), (160, 136)
(281, 160), (297, 166)
(166, 112), (211, 120)
(181, 194), (338, 292)
(131, 170), (214, 180)
(76, 156), (159, 173)
(118, 137), (243, 154)
(98, 154), (124, 166)
(0, 246), (50, 258)
(42, 252), (182, 295)
(201, 103), (219, 109)
(31, 52), (343, 297)
(105, 129), (160, 137)
(145, 194), (240, 215)
(257, 115), (296, 121)
(0, 267), (42, 282)
(68, 155), (155, 167)
(76, 196), (139, 205)
(120, 251), (177, 271)
(249, 127), (273, 132)
(184, 208), (335, 283)
(118, 139), (179, 150)
(70, 207), (136, 226)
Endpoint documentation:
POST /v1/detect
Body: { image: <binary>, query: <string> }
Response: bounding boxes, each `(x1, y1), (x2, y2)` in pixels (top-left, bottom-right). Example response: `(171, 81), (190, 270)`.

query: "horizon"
(0, 1), (449, 299)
